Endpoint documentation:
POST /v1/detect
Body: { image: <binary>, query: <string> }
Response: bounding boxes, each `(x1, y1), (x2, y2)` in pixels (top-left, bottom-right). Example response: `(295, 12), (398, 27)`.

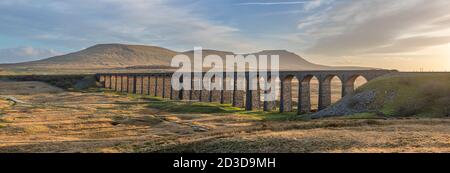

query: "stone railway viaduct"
(97, 70), (396, 114)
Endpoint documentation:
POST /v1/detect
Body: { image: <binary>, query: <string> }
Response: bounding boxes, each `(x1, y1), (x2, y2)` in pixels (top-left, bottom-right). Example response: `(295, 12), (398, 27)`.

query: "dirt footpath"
(1, 81), (450, 153)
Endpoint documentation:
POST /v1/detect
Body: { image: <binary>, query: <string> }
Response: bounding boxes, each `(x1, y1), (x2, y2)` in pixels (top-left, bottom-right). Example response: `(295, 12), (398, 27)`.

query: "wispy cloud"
(300, 0), (450, 56)
(0, 46), (61, 64)
(0, 0), (258, 53)
(281, 0), (450, 70)
(236, 1), (308, 6)
(0, 0), (449, 70)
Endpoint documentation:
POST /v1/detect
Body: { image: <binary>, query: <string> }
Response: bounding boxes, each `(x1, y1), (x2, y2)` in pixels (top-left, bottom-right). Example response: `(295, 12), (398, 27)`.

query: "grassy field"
(141, 96), (300, 121)
(1, 80), (449, 153)
(355, 74), (450, 117)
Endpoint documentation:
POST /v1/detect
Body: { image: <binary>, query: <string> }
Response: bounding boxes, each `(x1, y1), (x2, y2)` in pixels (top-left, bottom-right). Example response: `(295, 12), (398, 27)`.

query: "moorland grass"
(356, 74), (450, 117)
(105, 91), (302, 121)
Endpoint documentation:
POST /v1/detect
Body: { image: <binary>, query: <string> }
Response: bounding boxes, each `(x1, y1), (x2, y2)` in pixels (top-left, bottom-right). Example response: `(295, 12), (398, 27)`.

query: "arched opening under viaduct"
(330, 76), (343, 104)
(342, 75), (369, 96)
(354, 75), (368, 90)
(291, 76), (300, 111)
(308, 76), (320, 112)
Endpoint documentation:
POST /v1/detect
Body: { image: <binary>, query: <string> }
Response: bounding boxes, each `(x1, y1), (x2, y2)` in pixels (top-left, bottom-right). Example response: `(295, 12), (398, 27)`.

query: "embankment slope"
(312, 73), (450, 118)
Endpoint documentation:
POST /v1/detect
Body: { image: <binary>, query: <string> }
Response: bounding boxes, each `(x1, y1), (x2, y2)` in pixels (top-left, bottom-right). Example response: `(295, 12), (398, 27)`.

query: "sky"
(0, 0), (449, 71)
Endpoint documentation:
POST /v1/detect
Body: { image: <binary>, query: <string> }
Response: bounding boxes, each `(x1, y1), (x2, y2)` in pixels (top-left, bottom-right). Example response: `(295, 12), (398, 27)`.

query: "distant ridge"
(7, 44), (178, 68)
(0, 43), (377, 70)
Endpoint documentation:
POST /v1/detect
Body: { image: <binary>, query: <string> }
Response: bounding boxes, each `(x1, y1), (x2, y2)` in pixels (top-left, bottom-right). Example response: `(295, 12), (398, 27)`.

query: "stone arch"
(342, 74), (369, 97)
(180, 75), (191, 100)
(232, 74), (246, 108)
(99, 75), (106, 86)
(247, 75), (267, 110)
(280, 75), (295, 113)
(273, 76), (282, 111)
(171, 75), (183, 100)
(260, 75), (277, 112)
(245, 72), (261, 110)
(163, 75), (172, 98)
(156, 75), (165, 97)
(142, 75), (150, 95)
(116, 75), (122, 92)
(258, 76), (266, 110)
(135, 75), (143, 94)
(104, 75), (112, 89)
(330, 75), (343, 104)
(201, 75), (212, 102)
(111, 75), (117, 90)
(221, 76), (234, 104)
(210, 75), (222, 103)
(128, 75), (136, 94)
(354, 75), (368, 89)
(148, 75), (157, 97)
(190, 74), (202, 101)
(249, 75), (262, 110)
(123, 75), (129, 93)
(297, 75), (320, 114)
(318, 74), (339, 110)
(290, 76), (300, 111)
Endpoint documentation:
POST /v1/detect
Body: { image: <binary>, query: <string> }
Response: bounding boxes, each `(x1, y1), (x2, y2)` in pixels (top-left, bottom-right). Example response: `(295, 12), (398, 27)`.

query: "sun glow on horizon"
(446, 45), (450, 71)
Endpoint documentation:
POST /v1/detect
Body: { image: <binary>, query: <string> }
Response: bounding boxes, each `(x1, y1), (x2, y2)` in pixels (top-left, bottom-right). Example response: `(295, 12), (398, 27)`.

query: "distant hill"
(4, 44), (178, 69)
(0, 43), (376, 71)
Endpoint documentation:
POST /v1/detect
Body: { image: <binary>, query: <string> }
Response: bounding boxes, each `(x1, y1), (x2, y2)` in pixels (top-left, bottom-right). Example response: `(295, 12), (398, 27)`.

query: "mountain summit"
(16, 44), (177, 68)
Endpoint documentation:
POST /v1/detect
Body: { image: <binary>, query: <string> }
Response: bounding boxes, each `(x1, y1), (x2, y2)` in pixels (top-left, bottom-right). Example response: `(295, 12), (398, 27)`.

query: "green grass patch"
(143, 97), (243, 114)
(106, 90), (393, 121)
(340, 112), (382, 119)
(239, 111), (301, 121)
(356, 74), (450, 117)
(115, 92), (303, 120)
(142, 96), (313, 121)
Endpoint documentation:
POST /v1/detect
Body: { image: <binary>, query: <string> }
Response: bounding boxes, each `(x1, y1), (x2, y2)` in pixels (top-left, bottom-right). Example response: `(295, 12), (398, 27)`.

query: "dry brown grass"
(0, 99), (10, 110)
(0, 81), (63, 95)
(0, 81), (449, 153)
(147, 119), (450, 153)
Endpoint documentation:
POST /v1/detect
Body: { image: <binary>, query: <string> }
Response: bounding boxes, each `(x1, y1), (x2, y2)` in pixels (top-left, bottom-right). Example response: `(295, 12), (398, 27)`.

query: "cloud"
(0, 0), (448, 70)
(0, 47), (61, 64)
(235, 0), (331, 12)
(365, 36), (450, 54)
(303, 0), (333, 11)
(255, 0), (334, 16)
(301, 0), (450, 56)
(0, 0), (256, 52)
(236, 1), (308, 6)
